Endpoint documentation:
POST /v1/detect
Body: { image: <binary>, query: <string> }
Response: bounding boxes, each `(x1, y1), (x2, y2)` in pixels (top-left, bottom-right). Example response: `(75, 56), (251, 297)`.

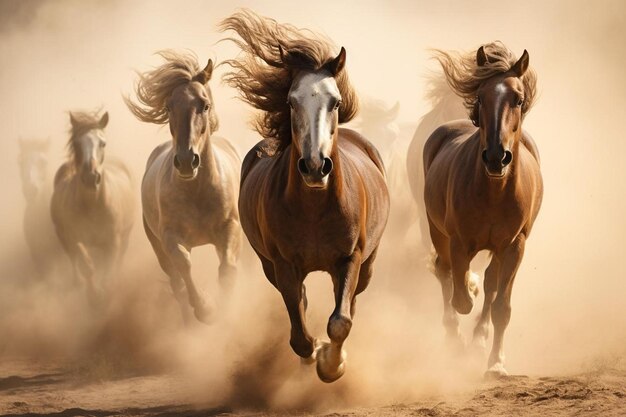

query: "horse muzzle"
(481, 149), (512, 178)
(173, 152), (200, 180)
(81, 170), (102, 188)
(297, 156), (333, 188)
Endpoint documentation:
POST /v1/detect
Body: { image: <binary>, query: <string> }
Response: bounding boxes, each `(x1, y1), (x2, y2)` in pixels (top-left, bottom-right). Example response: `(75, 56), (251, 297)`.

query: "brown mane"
(124, 50), (219, 131)
(219, 9), (358, 151)
(67, 110), (104, 164)
(433, 41), (537, 118)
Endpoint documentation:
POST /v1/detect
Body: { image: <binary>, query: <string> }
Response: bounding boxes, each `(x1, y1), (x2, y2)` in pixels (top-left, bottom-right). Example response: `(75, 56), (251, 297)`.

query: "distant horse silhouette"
(51, 111), (134, 302)
(221, 10), (389, 382)
(422, 42), (542, 376)
(18, 138), (63, 279)
(125, 51), (241, 324)
(353, 99), (412, 241)
(407, 74), (466, 252)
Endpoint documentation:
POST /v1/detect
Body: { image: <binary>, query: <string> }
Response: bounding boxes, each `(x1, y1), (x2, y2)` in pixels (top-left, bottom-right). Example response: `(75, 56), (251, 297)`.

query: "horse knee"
(328, 313), (352, 343)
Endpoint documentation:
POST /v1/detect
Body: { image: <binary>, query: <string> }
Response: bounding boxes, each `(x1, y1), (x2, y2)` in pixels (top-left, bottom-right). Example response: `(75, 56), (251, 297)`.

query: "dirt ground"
(1, 359), (625, 416)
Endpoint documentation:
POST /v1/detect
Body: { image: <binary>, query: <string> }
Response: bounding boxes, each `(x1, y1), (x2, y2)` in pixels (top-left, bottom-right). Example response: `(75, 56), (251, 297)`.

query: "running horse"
(125, 51), (241, 324)
(51, 111), (134, 302)
(221, 10), (389, 383)
(422, 42), (542, 376)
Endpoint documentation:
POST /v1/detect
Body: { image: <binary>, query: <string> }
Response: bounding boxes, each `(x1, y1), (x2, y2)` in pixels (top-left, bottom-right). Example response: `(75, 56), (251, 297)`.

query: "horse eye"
(334, 100), (342, 110)
(204, 104), (210, 112)
(517, 98), (524, 107)
(287, 99), (293, 109)
(476, 96), (481, 105)
(100, 142), (106, 148)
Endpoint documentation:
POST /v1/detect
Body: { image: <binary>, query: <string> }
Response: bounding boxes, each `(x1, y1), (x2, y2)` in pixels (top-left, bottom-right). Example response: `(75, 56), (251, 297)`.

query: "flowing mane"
(433, 41), (537, 118)
(124, 50), (218, 130)
(67, 110), (103, 163)
(219, 9), (358, 151)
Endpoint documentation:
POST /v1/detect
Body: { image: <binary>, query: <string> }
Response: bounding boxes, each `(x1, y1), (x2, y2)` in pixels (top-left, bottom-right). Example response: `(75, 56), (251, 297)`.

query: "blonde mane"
(433, 41), (537, 118)
(124, 50), (217, 127)
(219, 9), (358, 151)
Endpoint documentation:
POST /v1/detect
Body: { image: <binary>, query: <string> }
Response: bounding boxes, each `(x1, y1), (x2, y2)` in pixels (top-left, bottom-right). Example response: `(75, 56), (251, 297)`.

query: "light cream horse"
(51, 111), (134, 302)
(125, 51), (241, 324)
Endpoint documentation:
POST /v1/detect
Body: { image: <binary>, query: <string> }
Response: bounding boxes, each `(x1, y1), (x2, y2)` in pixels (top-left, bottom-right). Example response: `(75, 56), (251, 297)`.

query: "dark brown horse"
(221, 10), (389, 382)
(423, 42), (542, 376)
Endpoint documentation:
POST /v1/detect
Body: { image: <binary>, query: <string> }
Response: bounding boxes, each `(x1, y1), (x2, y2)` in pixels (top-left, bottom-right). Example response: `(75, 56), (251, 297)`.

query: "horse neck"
(284, 139), (343, 207)
(194, 133), (220, 185)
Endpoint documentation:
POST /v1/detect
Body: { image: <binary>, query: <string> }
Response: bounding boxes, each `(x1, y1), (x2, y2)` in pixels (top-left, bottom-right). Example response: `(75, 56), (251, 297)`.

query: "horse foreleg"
(143, 218), (190, 323)
(163, 235), (213, 324)
(215, 219), (242, 295)
(317, 251), (362, 383)
(450, 238), (474, 315)
(487, 236), (525, 377)
(274, 260), (316, 359)
(473, 255), (499, 350)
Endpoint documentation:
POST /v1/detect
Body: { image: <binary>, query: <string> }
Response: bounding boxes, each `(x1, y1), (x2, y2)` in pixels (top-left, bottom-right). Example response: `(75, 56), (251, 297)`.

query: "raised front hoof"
(316, 343), (346, 383)
(484, 363), (509, 380)
(452, 291), (474, 315)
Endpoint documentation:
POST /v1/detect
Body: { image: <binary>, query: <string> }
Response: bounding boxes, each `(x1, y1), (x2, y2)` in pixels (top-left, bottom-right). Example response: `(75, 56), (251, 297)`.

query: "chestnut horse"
(423, 42), (542, 376)
(51, 111), (134, 302)
(221, 10), (389, 382)
(125, 51), (241, 324)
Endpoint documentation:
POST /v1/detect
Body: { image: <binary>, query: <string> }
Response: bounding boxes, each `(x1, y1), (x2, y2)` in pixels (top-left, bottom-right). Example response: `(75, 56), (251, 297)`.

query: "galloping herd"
(18, 10), (542, 383)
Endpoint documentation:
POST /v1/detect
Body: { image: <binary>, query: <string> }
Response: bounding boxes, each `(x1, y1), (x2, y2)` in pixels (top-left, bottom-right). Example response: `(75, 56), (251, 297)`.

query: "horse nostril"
(173, 155), (181, 170)
(297, 158), (310, 175)
(502, 150), (512, 166)
(321, 157), (333, 176)
(481, 150), (489, 165)
(191, 153), (200, 169)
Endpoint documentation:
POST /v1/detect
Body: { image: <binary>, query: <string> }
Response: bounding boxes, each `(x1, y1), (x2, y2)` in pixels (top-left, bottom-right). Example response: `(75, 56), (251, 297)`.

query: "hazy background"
(1, 0), (625, 412)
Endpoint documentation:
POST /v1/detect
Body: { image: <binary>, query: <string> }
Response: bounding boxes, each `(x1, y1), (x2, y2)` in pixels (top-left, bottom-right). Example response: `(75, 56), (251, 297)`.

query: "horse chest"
(268, 209), (358, 270)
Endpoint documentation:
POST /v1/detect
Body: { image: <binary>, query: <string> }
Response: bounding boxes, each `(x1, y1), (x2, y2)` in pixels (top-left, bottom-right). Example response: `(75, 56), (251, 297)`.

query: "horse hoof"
(468, 271), (480, 298)
(316, 343), (346, 383)
(484, 363), (509, 379)
(452, 291), (473, 315)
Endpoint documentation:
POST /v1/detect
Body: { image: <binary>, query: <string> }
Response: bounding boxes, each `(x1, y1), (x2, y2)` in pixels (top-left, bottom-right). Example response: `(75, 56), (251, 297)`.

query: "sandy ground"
(1, 359), (625, 416)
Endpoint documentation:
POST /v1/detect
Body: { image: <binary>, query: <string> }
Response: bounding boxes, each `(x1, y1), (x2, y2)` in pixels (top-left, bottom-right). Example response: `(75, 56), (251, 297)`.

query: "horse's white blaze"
(289, 71), (341, 164)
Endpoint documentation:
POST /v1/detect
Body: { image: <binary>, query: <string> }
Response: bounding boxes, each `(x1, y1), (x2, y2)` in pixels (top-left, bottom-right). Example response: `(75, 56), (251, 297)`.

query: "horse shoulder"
(423, 120), (475, 173)
(53, 162), (73, 189)
(521, 130), (541, 165)
(337, 128), (386, 176)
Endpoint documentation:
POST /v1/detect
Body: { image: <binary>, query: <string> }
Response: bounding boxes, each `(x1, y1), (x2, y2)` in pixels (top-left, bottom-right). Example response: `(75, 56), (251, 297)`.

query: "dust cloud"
(1, 0), (625, 414)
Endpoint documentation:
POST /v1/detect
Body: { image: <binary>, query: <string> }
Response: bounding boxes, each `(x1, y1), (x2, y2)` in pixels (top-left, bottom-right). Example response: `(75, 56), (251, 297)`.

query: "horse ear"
(99, 112), (109, 129)
(387, 101), (400, 120)
(511, 50), (529, 77)
(194, 59), (214, 84)
(69, 112), (78, 128)
(325, 46), (346, 76)
(476, 46), (488, 66)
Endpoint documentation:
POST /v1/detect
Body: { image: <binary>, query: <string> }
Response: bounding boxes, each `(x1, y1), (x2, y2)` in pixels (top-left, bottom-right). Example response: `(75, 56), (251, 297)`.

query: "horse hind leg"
(215, 219), (242, 297)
